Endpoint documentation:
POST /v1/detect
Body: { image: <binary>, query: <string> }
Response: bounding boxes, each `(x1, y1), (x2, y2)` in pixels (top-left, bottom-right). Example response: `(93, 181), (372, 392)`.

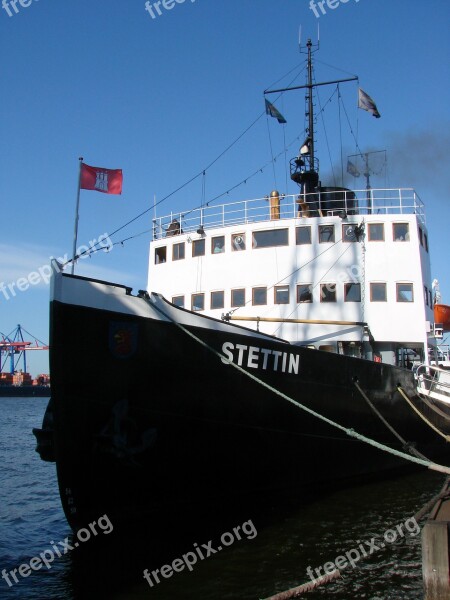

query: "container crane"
(0, 325), (49, 377)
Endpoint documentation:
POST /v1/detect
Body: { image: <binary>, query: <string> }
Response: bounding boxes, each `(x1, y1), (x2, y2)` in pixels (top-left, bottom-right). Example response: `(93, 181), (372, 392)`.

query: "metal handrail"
(152, 188), (425, 240)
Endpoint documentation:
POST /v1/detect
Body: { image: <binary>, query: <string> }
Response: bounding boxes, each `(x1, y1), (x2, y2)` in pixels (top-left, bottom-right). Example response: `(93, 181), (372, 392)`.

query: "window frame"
(370, 282), (387, 302)
(342, 224), (359, 243)
(396, 283), (414, 303)
(231, 233), (246, 251)
(252, 287), (267, 306)
(344, 282), (361, 302)
(318, 224), (335, 244)
(210, 290), (225, 310)
(191, 293), (205, 311)
(231, 288), (245, 307)
(192, 238), (206, 257)
(172, 242), (185, 261)
(172, 295), (184, 308)
(274, 285), (290, 304)
(297, 284), (313, 303)
(252, 228), (289, 249)
(296, 226), (312, 245)
(393, 222), (410, 242)
(211, 236), (225, 254)
(155, 246), (167, 264)
(320, 283), (337, 303)
(368, 223), (385, 242)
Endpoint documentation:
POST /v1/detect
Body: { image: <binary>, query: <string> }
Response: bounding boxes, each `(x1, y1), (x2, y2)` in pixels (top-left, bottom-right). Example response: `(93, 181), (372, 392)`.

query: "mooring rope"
(414, 392), (450, 423)
(261, 571), (341, 600)
(354, 381), (428, 460)
(149, 298), (450, 476)
(260, 477), (450, 600)
(397, 386), (450, 443)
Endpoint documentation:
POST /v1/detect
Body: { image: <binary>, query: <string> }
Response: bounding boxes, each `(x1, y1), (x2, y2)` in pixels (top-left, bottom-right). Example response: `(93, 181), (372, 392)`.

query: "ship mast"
(306, 38), (315, 173)
(264, 39), (358, 197)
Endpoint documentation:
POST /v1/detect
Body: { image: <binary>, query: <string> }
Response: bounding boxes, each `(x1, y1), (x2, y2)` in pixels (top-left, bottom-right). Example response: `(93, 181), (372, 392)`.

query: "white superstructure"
(148, 187), (436, 367)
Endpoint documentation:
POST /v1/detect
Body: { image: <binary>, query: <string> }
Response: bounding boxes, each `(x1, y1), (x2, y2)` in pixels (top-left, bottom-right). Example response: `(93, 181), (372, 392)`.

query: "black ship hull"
(46, 269), (450, 532)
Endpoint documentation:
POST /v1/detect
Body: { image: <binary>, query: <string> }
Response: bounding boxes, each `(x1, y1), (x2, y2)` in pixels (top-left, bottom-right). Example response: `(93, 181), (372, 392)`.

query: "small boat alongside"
(434, 304), (450, 332)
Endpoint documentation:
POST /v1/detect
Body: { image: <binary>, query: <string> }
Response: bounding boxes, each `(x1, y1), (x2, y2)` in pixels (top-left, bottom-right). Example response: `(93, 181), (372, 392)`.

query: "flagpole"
(71, 157), (83, 274)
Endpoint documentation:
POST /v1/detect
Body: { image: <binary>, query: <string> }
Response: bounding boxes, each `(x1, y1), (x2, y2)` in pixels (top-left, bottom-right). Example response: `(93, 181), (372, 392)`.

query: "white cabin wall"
(148, 212), (433, 354)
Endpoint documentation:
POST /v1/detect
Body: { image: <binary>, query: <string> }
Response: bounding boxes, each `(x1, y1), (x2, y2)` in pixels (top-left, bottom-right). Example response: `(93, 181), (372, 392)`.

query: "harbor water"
(1, 397), (446, 599)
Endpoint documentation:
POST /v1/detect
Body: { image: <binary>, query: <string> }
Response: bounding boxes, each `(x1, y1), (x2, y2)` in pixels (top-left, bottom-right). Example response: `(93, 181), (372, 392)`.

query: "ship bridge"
(148, 187), (434, 368)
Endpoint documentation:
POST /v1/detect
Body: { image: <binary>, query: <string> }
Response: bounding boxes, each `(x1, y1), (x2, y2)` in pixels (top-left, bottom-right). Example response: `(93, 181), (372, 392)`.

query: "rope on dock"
(150, 300), (450, 477)
(259, 571), (341, 600)
(397, 386), (450, 443)
(354, 381), (428, 460)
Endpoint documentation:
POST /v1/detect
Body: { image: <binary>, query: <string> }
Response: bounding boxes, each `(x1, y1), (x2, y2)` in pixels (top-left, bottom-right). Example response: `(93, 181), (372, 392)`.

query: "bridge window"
(274, 285), (290, 304)
(191, 293), (205, 311)
(172, 296), (184, 308)
(252, 229), (288, 249)
(192, 239), (205, 257)
(155, 246), (167, 264)
(296, 226), (312, 245)
(370, 282), (387, 302)
(424, 233), (428, 252)
(318, 225), (335, 243)
(368, 223), (384, 241)
(173, 242), (185, 261)
(393, 223), (410, 242)
(342, 224), (358, 243)
(297, 284), (313, 303)
(252, 287), (267, 306)
(232, 233), (246, 251)
(344, 283), (361, 302)
(211, 290), (225, 309)
(212, 236), (225, 254)
(397, 283), (414, 303)
(424, 286), (429, 306)
(320, 283), (336, 302)
(231, 288), (245, 307)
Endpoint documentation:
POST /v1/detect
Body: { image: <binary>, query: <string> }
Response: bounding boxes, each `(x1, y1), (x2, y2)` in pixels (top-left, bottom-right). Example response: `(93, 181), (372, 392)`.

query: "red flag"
(80, 163), (123, 195)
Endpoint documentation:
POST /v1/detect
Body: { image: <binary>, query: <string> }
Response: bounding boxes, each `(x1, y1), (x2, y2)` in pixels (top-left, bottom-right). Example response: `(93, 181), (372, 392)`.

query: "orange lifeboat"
(434, 304), (450, 332)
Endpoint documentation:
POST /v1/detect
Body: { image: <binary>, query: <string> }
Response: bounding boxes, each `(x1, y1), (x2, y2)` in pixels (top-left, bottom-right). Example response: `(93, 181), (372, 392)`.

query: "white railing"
(415, 364), (450, 406)
(152, 188), (425, 240)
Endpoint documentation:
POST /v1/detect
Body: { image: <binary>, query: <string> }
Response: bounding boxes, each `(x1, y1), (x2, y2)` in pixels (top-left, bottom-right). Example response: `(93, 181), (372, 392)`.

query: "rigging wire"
(315, 83), (339, 187)
(272, 243), (354, 335)
(67, 81), (345, 264)
(224, 238), (344, 319)
(338, 85), (344, 186)
(70, 108), (270, 262)
(67, 63), (358, 264)
(314, 58), (358, 80)
(266, 115), (278, 189)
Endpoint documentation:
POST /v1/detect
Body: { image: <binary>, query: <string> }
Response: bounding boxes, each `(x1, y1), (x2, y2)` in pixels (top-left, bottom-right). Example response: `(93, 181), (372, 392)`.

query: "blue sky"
(1, 0), (449, 376)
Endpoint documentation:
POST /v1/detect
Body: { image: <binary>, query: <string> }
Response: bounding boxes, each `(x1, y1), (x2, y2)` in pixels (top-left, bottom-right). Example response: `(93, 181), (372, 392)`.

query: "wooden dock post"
(422, 480), (450, 599)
